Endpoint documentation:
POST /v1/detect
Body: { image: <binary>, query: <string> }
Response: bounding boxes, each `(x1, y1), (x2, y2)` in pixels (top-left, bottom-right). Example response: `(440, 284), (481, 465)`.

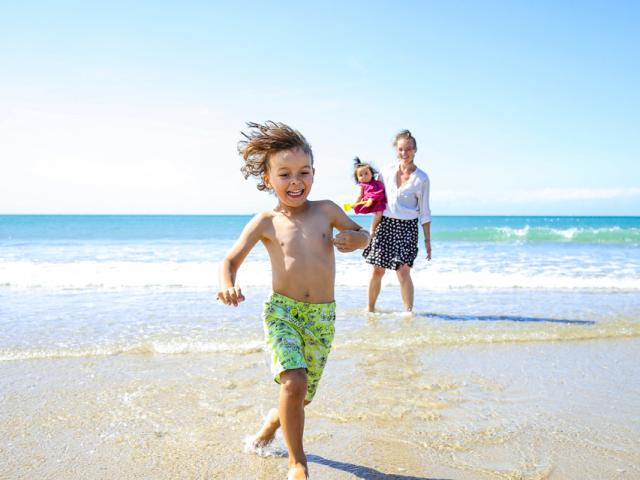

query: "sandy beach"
(2, 292), (639, 479)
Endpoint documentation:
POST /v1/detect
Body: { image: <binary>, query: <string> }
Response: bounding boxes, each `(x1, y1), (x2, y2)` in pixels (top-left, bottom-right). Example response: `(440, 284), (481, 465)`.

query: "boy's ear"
(262, 174), (272, 190)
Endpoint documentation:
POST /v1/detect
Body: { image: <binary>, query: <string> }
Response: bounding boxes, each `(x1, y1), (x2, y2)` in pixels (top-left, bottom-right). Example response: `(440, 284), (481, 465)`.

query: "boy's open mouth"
(287, 189), (304, 198)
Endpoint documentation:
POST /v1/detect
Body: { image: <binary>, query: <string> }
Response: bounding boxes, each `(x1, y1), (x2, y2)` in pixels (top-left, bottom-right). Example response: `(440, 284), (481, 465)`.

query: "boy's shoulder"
(255, 209), (276, 219)
(303, 200), (344, 223)
(247, 210), (276, 230)
(310, 199), (338, 207)
(250, 210), (275, 221)
(309, 199), (341, 213)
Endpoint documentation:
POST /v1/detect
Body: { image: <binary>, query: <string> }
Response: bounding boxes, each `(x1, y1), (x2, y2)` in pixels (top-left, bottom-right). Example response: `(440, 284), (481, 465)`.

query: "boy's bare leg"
(252, 407), (280, 448)
(279, 368), (309, 479)
(368, 266), (385, 312)
(252, 400), (311, 448)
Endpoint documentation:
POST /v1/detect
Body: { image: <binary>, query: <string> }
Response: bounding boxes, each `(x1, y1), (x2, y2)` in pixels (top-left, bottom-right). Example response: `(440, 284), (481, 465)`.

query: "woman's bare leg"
(396, 264), (414, 312)
(368, 266), (386, 312)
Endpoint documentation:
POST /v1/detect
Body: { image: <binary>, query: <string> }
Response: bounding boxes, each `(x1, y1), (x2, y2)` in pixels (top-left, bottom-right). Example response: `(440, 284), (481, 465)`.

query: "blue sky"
(1, 1), (638, 215)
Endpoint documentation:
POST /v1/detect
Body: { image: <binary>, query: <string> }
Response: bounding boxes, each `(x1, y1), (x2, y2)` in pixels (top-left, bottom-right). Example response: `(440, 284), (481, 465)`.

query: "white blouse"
(379, 163), (432, 225)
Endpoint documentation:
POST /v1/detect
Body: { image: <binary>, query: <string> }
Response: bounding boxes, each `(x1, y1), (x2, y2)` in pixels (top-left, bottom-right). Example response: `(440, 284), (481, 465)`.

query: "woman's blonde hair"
(238, 121), (313, 191)
(393, 129), (417, 150)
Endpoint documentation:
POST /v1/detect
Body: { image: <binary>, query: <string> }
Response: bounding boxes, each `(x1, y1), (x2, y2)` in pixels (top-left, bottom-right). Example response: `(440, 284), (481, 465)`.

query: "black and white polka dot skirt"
(363, 216), (419, 270)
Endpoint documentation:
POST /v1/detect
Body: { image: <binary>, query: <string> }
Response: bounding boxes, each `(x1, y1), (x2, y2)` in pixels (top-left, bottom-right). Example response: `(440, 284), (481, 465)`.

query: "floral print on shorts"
(262, 292), (336, 401)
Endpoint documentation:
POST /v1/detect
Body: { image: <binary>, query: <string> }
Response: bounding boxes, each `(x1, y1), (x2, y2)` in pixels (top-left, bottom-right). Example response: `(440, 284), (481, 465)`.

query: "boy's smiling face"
(263, 147), (314, 207)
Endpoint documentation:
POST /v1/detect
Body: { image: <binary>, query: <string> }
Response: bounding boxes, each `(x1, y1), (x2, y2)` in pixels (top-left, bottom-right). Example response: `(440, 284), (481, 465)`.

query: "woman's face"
(395, 137), (416, 165)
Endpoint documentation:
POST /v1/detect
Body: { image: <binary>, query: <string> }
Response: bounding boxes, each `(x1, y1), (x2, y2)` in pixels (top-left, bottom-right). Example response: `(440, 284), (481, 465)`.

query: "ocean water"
(1, 215), (640, 361)
(2, 215), (640, 479)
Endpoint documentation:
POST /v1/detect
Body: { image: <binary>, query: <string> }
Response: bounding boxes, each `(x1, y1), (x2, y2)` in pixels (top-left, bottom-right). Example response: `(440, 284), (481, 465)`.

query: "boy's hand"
(333, 230), (369, 252)
(217, 286), (245, 306)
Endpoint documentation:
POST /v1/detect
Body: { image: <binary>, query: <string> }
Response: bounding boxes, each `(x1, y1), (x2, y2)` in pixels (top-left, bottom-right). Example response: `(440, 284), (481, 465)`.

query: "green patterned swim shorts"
(262, 292), (336, 402)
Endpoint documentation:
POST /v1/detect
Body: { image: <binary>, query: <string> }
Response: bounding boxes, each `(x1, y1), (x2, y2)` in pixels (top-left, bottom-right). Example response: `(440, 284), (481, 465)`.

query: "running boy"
(217, 121), (370, 480)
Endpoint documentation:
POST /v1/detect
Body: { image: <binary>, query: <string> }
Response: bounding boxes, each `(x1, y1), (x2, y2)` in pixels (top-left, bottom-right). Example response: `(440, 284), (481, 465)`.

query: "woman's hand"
(425, 239), (432, 260)
(217, 286), (245, 306)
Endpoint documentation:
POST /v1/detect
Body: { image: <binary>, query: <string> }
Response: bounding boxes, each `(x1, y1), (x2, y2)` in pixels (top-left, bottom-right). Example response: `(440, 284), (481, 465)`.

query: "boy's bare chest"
(272, 220), (333, 253)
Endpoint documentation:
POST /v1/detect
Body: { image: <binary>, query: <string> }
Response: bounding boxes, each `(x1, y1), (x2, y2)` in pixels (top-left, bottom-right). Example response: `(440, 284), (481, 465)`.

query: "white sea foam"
(0, 339), (264, 362)
(0, 260), (268, 289)
(1, 259), (639, 291)
(243, 434), (287, 458)
(484, 226), (640, 243)
(498, 226), (530, 237)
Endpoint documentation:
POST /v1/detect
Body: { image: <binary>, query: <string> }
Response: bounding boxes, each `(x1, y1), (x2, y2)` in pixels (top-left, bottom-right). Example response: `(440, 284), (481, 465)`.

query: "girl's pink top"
(354, 179), (387, 214)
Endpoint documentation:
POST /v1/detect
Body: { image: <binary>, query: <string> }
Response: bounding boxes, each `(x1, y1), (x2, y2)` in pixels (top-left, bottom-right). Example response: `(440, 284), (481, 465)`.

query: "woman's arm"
(418, 175), (431, 224)
(422, 221), (432, 260)
(418, 174), (432, 260)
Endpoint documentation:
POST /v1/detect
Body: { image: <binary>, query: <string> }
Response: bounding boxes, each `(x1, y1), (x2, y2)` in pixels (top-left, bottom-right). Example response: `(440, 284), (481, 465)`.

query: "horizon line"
(1, 213), (639, 218)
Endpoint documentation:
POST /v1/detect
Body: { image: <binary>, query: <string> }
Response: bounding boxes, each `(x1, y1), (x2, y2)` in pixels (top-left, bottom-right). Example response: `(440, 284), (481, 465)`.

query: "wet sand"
(2, 336), (639, 479)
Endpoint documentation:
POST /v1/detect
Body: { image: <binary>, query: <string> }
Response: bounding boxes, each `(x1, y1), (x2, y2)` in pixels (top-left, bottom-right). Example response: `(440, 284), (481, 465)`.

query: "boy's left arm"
(326, 201), (370, 252)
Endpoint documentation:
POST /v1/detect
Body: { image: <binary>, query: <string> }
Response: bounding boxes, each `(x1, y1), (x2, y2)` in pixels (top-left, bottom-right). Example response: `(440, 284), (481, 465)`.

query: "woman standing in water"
(363, 129), (432, 312)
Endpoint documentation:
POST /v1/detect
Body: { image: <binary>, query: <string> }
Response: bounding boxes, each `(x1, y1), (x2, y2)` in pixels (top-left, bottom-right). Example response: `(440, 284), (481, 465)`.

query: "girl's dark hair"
(393, 129), (417, 150)
(238, 121), (313, 191)
(352, 157), (378, 184)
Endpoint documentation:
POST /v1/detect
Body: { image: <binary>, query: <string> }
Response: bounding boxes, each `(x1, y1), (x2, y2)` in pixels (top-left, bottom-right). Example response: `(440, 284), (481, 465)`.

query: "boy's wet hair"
(393, 129), (417, 150)
(352, 157), (378, 184)
(238, 121), (314, 191)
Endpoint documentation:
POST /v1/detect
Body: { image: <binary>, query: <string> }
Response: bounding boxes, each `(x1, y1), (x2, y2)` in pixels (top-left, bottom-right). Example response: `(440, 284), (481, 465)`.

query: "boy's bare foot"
(252, 408), (280, 448)
(287, 462), (309, 480)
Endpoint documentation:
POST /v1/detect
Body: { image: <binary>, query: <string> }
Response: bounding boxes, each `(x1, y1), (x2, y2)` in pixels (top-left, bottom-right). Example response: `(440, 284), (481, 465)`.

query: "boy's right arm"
(217, 213), (268, 306)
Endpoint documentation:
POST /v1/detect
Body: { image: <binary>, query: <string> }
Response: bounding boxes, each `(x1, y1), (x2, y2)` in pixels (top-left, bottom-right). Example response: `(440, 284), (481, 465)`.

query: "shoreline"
(2, 337), (639, 479)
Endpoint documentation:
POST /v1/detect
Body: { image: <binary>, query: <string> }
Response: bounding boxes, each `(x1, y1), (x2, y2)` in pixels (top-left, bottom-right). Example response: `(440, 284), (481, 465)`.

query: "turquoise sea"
(2, 215), (640, 479)
(1, 214), (640, 360)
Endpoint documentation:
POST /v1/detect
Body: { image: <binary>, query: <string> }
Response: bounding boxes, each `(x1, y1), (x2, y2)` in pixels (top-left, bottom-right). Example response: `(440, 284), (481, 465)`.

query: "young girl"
(351, 157), (387, 236)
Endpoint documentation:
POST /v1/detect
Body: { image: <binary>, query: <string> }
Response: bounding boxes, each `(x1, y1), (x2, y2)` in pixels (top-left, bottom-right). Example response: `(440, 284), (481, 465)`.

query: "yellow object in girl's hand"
(343, 200), (368, 211)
